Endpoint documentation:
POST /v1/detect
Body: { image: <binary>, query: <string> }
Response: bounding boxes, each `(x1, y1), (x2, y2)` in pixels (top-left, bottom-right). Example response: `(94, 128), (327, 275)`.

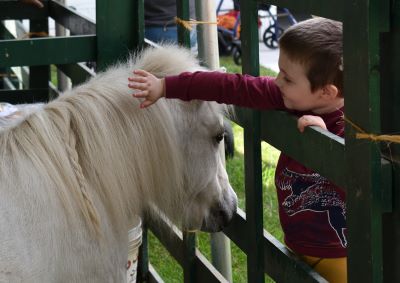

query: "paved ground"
(259, 42), (279, 72)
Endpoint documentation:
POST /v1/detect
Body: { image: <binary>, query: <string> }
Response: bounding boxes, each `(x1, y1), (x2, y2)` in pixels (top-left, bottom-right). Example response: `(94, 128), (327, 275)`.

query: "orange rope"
(345, 116), (400, 144)
(174, 17), (218, 31)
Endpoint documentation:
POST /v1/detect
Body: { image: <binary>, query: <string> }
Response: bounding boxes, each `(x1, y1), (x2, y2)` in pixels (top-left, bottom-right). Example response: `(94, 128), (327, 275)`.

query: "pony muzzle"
(200, 197), (237, 232)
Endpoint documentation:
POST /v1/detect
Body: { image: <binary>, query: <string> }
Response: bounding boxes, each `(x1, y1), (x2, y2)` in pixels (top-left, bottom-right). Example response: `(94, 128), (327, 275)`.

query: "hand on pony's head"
(128, 69), (165, 109)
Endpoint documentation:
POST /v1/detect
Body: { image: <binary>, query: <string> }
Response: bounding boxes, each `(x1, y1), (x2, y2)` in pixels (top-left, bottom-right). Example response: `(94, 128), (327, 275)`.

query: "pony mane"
(0, 45), (228, 237)
(0, 46), (230, 235)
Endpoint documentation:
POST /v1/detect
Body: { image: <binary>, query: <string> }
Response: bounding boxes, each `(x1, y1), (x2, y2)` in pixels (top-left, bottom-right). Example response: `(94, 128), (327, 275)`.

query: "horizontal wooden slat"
(259, 0), (343, 21)
(0, 0), (48, 20)
(148, 263), (164, 283)
(234, 108), (346, 189)
(262, 231), (327, 282)
(223, 209), (327, 283)
(147, 215), (228, 282)
(0, 35), (96, 67)
(0, 88), (48, 103)
(49, 1), (95, 35)
(56, 63), (95, 85)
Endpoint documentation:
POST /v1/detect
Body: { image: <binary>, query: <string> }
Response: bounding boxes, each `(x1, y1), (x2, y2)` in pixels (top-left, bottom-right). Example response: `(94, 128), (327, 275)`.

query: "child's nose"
(275, 73), (283, 88)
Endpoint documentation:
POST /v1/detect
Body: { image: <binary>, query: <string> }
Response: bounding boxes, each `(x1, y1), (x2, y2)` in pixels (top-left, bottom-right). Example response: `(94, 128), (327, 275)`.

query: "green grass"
(147, 56), (282, 283)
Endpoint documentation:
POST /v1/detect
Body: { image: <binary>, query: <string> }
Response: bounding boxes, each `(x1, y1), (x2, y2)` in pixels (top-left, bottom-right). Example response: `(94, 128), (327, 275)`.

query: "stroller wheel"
(263, 26), (284, 49)
(232, 46), (241, 65)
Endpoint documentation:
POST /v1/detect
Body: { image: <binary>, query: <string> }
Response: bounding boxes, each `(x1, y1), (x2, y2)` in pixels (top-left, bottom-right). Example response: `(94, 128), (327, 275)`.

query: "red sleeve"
(164, 71), (285, 110)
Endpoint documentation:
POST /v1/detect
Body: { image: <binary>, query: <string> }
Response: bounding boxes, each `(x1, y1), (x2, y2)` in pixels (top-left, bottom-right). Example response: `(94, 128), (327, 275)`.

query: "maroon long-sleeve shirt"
(165, 71), (346, 258)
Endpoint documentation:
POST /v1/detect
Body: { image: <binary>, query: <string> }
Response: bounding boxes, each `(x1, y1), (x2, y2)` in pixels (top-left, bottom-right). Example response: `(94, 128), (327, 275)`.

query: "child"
(128, 18), (346, 283)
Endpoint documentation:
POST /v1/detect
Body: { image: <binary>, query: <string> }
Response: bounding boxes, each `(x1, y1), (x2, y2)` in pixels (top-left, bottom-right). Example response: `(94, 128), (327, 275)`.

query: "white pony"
(0, 45), (237, 282)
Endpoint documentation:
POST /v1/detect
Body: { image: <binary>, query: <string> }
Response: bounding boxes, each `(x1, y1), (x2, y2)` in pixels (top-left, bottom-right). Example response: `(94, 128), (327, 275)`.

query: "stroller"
(216, 0), (241, 58)
(216, 0), (297, 65)
(260, 5), (297, 49)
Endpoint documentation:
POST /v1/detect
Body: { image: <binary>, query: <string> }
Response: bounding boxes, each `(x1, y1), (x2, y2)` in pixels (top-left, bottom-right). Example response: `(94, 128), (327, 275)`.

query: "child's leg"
(300, 255), (347, 283)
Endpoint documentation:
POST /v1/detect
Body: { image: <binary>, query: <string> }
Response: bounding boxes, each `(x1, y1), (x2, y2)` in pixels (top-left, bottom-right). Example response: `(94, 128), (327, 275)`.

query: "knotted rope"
(345, 117), (400, 144)
(174, 17), (218, 31)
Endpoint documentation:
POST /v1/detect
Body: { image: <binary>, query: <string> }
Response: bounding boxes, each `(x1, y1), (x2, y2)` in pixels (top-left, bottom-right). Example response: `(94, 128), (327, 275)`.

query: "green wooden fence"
(1, 0), (398, 282)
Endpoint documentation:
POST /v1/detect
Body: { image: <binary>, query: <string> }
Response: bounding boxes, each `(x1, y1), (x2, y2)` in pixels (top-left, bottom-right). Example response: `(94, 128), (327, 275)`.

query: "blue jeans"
(145, 25), (197, 49)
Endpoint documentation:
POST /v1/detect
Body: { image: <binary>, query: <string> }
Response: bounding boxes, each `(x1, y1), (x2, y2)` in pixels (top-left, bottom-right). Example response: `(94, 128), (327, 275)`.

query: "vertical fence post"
(380, 1), (400, 282)
(96, 0), (144, 71)
(183, 232), (196, 283)
(240, 0), (264, 282)
(29, 17), (49, 101)
(55, 0), (69, 92)
(344, 0), (388, 282)
(137, 225), (149, 283)
(176, 0), (191, 48)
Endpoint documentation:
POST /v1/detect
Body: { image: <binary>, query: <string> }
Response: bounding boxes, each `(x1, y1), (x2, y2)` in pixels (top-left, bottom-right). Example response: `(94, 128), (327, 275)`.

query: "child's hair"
(279, 17), (343, 96)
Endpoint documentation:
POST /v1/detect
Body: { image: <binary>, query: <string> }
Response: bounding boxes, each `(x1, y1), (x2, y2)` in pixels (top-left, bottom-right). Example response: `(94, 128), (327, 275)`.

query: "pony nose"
(214, 207), (231, 228)
(201, 201), (236, 232)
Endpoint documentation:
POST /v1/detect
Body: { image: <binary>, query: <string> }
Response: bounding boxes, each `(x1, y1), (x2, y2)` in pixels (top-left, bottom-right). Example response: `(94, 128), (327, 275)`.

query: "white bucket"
(126, 216), (142, 283)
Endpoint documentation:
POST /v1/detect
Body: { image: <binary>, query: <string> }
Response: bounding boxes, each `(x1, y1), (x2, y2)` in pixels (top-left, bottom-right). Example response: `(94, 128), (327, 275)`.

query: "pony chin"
(200, 192), (238, 232)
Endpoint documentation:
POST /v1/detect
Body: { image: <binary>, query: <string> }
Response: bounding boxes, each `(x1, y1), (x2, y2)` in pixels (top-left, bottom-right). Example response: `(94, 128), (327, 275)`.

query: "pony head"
(132, 45), (238, 232)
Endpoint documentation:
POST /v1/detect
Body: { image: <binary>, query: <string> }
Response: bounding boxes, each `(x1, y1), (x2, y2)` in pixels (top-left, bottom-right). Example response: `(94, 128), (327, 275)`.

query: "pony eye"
(215, 133), (224, 143)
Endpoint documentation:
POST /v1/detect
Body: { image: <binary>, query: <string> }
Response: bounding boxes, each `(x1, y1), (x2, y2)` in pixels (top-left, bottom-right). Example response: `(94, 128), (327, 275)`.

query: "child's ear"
(322, 84), (339, 99)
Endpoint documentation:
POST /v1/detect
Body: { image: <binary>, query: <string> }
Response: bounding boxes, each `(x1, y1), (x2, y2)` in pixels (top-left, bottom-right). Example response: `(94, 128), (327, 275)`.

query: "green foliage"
(219, 56), (277, 77)
(147, 56), (282, 282)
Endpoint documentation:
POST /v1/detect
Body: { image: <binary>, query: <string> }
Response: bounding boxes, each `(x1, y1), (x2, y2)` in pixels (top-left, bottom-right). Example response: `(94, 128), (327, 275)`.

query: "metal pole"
(195, 1), (232, 282)
(195, 0), (219, 69)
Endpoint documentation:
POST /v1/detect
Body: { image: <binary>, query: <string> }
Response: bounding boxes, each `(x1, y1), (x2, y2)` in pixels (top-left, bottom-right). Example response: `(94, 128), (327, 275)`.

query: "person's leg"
(300, 255), (347, 283)
(145, 26), (178, 43)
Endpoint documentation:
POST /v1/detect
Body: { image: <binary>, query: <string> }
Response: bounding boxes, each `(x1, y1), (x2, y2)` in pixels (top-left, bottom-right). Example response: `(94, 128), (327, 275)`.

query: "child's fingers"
(140, 100), (154, 109)
(133, 69), (150, 77)
(35, 0), (44, 7)
(128, 82), (148, 91)
(297, 120), (306, 133)
(128, 76), (147, 83)
(132, 91), (148, 98)
(297, 115), (327, 133)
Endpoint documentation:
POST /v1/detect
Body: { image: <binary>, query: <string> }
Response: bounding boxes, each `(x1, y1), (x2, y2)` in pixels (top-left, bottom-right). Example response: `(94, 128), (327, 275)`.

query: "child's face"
(275, 50), (328, 114)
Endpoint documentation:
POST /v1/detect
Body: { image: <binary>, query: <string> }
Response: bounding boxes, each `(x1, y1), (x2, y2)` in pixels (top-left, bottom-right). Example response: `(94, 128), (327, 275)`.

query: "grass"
(147, 56), (282, 283)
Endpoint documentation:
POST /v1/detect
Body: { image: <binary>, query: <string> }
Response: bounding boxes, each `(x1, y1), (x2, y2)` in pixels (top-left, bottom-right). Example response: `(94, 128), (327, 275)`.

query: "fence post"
(96, 0), (144, 71)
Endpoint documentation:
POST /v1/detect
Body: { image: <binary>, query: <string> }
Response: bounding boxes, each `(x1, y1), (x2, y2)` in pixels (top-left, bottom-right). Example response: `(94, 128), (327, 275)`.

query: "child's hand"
(297, 115), (327, 133)
(128, 69), (165, 108)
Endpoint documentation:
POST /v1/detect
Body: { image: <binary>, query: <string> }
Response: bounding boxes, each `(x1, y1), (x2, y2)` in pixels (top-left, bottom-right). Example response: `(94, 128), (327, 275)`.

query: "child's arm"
(128, 69), (285, 110)
(297, 115), (327, 133)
